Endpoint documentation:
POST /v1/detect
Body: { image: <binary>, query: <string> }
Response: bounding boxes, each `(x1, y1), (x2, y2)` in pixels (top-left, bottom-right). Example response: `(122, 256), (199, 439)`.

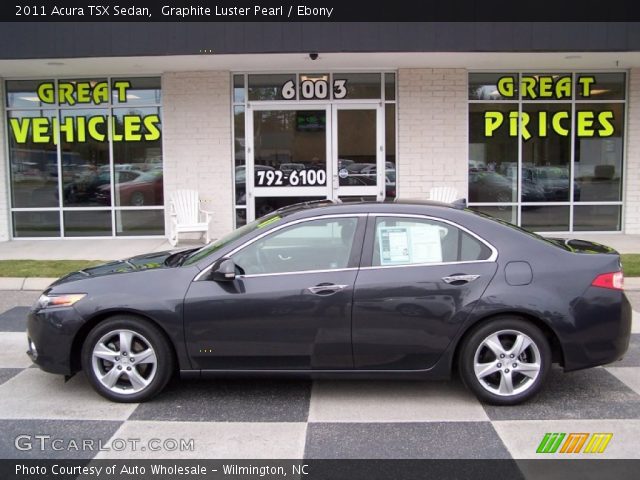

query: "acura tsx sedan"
(27, 200), (631, 405)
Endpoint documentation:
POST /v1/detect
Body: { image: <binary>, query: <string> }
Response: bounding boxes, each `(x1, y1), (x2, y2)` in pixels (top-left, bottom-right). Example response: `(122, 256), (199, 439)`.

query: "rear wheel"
(458, 317), (551, 405)
(81, 316), (174, 402)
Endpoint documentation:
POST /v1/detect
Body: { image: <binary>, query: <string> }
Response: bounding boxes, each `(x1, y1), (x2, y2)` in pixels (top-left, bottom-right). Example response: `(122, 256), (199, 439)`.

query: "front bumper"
(27, 306), (85, 375)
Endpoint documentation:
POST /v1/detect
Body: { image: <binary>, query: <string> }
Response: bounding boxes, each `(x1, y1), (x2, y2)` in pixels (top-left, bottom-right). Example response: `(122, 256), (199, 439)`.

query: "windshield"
(182, 212), (284, 265)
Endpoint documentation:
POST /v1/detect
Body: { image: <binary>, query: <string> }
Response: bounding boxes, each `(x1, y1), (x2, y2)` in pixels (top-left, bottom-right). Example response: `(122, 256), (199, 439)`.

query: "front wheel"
(458, 317), (551, 405)
(81, 316), (174, 402)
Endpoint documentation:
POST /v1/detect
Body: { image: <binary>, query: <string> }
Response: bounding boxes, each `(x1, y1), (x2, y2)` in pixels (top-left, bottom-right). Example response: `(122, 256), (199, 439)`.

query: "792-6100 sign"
(256, 169), (327, 186)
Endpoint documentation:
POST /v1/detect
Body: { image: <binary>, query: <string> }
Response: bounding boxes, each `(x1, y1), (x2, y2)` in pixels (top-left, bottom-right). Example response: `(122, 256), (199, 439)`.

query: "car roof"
(274, 198), (465, 218)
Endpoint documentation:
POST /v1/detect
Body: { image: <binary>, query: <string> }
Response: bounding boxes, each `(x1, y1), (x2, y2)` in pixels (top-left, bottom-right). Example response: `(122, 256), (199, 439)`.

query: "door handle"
(307, 284), (349, 296)
(442, 274), (480, 285)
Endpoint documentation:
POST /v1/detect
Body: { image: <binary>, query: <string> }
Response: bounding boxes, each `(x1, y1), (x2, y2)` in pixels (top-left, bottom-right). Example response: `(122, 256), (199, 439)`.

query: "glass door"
(247, 105), (331, 220)
(331, 104), (384, 201)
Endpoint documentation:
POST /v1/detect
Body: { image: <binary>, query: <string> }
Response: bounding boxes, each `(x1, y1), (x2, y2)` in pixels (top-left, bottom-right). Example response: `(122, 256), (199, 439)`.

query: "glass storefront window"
(60, 109), (110, 207)
(112, 107), (163, 207)
(233, 75), (245, 103)
(468, 72), (625, 232)
(521, 103), (572, 203)
(112, 77), (161, 105)
(574, 103), (624, 202)
(7, 109), (58, 208)
(116, 209), (165, 236)
(573, 205), (621, 231)
(234, 106), (246, 205)
(332, 73), (381, 100)
(12, 211), (60, 237)
(385, 104), (396, 201)
(576, 73), (625, 100)
(6, 77), (163, 238)
(248, 74), (296, 101)
(6, 80), (54, 108)
(385, 73), (396, 101)
(521, 206), (570, 232)
(469, 103), (519, 203)
(63, 210), (112, 237)
(469, 73), (518, 101)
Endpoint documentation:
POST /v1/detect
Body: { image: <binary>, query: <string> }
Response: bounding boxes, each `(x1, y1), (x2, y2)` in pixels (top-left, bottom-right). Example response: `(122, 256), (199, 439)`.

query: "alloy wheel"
(91, 329), (157, 395)
(473, 329), (541, 396)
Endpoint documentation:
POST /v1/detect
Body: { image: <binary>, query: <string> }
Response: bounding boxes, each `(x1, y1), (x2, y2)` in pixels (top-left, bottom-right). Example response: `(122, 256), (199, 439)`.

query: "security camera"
(308, 53), (319, 61)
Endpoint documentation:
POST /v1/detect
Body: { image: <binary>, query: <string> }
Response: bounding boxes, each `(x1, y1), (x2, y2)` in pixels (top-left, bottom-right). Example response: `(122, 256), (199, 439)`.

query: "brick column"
(162, 71), (233, 241)
(397, 68), (468, 200)
(625, 68), (640, 233)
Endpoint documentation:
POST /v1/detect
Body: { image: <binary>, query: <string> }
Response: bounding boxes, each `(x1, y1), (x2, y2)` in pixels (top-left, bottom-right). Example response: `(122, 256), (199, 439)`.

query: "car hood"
(49, 249), (194, 287)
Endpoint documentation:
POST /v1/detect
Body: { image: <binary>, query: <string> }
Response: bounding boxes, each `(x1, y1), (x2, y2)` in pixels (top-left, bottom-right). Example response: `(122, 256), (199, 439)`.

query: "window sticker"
(378, 224), (443, 266)
(379, 227), (410, 265)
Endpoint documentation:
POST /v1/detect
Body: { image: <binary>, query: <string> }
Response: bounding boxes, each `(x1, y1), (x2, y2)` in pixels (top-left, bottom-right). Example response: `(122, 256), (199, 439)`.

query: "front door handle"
(307, 283), (349, 296)
(442, 274), (480, 285)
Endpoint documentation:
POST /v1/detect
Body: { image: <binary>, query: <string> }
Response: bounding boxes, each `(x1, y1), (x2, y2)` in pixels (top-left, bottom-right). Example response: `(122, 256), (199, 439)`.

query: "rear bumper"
(562, 289), (632, 371)
(27, 306), (85, 375)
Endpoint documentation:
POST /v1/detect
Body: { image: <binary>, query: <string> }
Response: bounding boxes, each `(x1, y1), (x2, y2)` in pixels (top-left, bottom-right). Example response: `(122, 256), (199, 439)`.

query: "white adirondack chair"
(428, 186), (459, 204)
(168, 190), (212, 247)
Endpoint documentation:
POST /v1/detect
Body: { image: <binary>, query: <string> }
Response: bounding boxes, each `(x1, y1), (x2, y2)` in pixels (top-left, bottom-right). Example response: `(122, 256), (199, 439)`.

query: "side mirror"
(211, 258), (236, 282)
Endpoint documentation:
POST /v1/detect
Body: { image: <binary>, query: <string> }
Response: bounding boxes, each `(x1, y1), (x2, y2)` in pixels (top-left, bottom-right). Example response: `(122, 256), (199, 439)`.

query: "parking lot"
(0, 289), (639, 460)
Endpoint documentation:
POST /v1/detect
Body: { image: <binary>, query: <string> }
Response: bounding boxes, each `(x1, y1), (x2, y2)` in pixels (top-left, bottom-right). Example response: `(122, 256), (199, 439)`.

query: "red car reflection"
(97, 171), (163, 206)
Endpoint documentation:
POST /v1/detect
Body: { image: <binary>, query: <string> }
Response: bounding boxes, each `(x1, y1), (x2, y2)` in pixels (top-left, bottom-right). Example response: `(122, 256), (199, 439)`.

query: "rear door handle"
(307, 284), (349, 296)
(442, 274), (480, 285)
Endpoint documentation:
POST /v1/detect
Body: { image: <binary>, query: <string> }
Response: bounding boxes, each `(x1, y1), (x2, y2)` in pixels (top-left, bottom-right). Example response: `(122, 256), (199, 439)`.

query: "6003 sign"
(282, 79), (347, 100)
(256, 169), (327, 186)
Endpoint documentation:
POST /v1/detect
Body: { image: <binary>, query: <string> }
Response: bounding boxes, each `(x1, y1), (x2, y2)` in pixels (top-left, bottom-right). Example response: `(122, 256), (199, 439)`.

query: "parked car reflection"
(96, 171), (164, 206)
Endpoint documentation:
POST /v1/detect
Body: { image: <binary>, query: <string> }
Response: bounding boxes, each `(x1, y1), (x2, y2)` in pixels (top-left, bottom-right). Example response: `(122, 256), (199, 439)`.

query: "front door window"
(233, 217), (359, 275)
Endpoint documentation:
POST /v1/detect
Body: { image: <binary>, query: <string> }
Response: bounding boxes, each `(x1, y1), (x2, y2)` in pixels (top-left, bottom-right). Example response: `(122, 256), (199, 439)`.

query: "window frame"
(360, 213), (498, 270)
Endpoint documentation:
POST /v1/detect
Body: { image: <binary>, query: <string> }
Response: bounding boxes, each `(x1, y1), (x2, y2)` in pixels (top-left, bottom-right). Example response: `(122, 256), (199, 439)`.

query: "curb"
(0, 277), (58, 291)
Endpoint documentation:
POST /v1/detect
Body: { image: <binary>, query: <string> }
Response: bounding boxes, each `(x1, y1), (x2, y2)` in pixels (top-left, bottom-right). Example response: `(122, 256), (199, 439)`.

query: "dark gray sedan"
(27, 200), (631, 405)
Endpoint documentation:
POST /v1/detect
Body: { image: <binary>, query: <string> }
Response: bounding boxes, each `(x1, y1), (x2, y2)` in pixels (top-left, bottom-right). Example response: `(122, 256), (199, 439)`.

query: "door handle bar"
(442, 274), (480, 284)
(307, 284), (349, 295)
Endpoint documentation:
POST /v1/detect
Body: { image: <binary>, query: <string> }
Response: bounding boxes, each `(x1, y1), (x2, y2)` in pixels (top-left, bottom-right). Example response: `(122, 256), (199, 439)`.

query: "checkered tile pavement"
(1, 291), (639, 460)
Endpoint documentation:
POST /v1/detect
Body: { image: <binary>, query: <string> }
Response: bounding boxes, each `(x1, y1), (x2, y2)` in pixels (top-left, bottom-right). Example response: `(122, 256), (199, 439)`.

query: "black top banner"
(3, 0), (640, 22)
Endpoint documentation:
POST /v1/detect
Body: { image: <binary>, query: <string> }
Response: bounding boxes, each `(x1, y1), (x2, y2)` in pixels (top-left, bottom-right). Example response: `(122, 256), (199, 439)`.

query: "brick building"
(1, 23), (639, 241)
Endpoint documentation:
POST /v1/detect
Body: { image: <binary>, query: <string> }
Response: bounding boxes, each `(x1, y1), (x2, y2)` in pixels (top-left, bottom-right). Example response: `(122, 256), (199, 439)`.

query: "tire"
(458, 316), (551, 405)
(130, 191), (145, 206)
(81, 315), (174, 403)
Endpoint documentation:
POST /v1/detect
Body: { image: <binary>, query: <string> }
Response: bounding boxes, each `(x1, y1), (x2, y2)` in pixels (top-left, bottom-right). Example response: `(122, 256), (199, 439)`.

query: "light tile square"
(606, 367), (640, 396)
(308, 380), (488, 422)
(95, 421), (307, 459)
(0, 332), (33, 368)
(0, 369), (137, 420)
(493, 419), (640, 459)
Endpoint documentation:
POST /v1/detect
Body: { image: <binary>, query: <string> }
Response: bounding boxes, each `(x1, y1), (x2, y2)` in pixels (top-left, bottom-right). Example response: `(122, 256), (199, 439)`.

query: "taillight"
(591, 271), (624, 290)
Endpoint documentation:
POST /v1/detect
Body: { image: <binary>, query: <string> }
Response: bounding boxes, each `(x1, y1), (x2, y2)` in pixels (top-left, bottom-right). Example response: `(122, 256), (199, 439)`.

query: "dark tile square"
(483, 367), (640, 421)
(0, 368), (23, 386)
(130, 378), (311, 422)
(304, 422), (511, 459)
(0, 307), (29, 332)
(0, 419), (122, 459)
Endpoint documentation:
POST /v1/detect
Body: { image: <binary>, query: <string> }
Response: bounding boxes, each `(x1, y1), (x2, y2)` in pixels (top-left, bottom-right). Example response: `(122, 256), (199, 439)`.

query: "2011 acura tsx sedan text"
(27, 200), (631, 405)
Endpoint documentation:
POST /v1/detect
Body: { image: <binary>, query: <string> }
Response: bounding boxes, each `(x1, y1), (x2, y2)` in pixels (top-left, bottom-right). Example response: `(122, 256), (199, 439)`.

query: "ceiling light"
(18, 96), (41, 102)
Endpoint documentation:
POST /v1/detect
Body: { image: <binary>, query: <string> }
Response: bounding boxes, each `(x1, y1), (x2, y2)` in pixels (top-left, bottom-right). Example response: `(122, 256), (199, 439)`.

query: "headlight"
(36, 293), (86, 309)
